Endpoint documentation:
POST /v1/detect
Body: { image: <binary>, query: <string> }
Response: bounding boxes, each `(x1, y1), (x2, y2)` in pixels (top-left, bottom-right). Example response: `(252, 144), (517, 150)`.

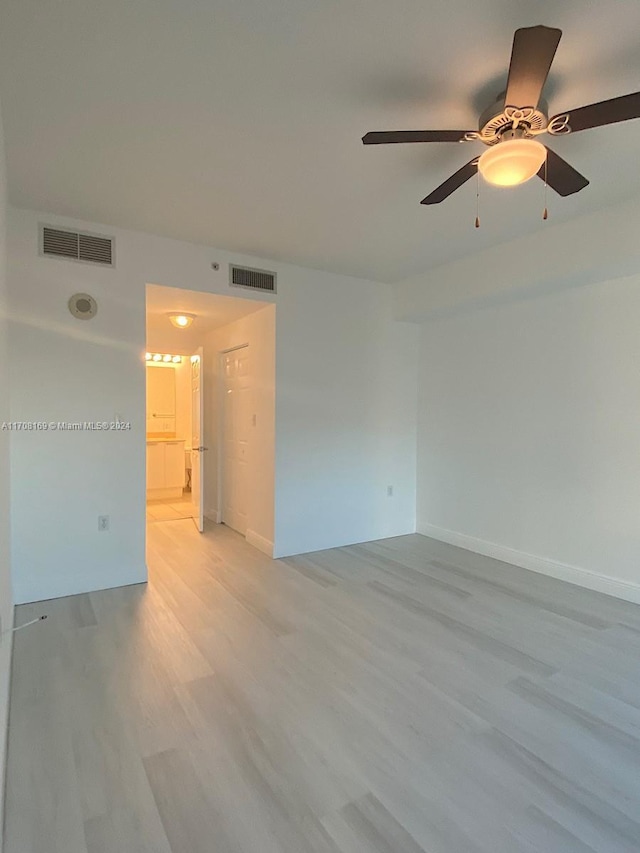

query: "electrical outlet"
(387, 485), (394, 497)
(98, 515), (110, 532)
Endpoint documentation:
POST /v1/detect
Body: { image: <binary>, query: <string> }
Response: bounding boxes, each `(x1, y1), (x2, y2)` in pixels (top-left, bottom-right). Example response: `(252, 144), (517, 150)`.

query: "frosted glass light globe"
(478, 138), (547, 187)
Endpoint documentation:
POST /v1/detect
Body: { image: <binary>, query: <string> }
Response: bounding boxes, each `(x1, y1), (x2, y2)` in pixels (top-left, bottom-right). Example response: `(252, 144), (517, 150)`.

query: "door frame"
(217, 343), (249, 531)
(191, 346), (205, 533)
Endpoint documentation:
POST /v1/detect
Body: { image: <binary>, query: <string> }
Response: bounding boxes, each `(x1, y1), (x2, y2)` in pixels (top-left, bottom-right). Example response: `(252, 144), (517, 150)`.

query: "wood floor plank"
(339, 793), (426, 853)
(83, 806), (173, 853)
(476, 728), (640, 852)
(367, 579), (557, 676)
(143, 748), (241, 853)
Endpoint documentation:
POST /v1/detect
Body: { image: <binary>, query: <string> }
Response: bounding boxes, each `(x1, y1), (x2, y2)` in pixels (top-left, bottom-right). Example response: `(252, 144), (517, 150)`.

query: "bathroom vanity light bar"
(145, 352), (182, 364)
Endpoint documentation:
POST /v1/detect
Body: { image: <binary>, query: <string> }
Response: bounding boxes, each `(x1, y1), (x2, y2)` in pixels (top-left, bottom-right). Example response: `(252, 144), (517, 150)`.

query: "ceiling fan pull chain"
(542, 151), (549, 220)
(475, 170), (481, 228)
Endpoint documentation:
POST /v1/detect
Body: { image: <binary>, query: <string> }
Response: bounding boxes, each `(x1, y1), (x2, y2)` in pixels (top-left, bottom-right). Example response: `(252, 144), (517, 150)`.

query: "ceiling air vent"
(229, 264), (277, 294)
(40, 225), (114, 267)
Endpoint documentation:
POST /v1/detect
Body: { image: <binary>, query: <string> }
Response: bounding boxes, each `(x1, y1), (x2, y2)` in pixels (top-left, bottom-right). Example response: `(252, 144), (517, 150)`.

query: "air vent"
(42, 227), (78, 259)
(40, 225), (114, 267)
(79, 233), (113, 265)
(229, 264), (277, 293)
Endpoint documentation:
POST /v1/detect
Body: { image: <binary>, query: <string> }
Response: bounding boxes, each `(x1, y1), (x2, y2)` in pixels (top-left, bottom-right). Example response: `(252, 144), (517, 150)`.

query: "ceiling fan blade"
(420, 158), (478, 204)
(362, 130), (472, 144)
(538, 146), (589, 196)
(550, 91), (640, 134)
(504, 25), (562, 109)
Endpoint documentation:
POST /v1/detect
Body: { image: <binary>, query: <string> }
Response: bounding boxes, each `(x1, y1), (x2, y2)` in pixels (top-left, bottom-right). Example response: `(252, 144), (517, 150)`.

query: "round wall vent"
(68, 292), (98, 320)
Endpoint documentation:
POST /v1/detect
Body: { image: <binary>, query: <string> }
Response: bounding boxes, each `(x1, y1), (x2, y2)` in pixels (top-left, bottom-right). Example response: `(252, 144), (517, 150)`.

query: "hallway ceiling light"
(168, 313), (195, 329)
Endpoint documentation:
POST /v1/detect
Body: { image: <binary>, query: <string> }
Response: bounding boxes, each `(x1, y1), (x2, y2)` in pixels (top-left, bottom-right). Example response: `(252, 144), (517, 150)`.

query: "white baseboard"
(246, 529), (274, 558)
(418, 522), (640, 605)
(272, 524), (417, 560)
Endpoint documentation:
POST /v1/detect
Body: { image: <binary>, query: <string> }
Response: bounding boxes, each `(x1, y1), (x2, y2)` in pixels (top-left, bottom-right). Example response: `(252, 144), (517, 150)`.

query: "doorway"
(145, 350), (198, 525)
(145, 284), (275, 551)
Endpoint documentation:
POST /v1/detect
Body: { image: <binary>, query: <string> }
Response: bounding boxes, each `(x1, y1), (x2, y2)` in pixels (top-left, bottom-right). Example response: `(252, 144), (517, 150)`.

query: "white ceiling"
(146, 284), (268, 351)
(2, 0), (640, 282)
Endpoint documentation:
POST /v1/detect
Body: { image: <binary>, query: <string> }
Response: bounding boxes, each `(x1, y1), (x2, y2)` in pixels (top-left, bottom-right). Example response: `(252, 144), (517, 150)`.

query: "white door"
(222, 346), (250, 535)
(190, 348), (205, 533)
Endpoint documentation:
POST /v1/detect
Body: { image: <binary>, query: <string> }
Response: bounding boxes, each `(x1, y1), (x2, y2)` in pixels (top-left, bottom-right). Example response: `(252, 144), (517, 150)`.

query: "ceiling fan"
(362, 25), (640, 205)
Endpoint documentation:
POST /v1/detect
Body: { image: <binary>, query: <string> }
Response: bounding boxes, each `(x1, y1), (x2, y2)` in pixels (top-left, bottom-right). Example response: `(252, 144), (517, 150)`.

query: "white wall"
(395, 196), (640, 323)
(398, 198), (640, 603)
(0, 95), (12, 853)
(274, 279), (418, 557)
(146, 315), (202, 355)
(7, 206), (418, 602)
(7, 220), (147, 603)
(204, 305), (276, 555)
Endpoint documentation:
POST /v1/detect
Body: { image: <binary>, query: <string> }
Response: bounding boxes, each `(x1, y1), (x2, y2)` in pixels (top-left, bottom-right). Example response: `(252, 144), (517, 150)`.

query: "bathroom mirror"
(146, 365), (176, 435)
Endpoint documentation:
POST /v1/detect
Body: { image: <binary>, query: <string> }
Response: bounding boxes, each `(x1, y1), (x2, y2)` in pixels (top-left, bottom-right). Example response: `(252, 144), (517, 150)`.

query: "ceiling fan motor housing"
(472, 95), (549, 146)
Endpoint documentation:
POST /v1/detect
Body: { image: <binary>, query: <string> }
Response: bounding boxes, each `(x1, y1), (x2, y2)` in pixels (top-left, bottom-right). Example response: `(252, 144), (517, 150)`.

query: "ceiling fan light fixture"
(478, 138), (547, 187)
(168, 313), (195, 329)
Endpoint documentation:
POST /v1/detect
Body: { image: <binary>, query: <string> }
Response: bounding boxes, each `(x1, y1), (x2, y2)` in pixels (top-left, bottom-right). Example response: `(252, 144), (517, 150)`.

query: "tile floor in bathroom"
(146, 491), (195, 522)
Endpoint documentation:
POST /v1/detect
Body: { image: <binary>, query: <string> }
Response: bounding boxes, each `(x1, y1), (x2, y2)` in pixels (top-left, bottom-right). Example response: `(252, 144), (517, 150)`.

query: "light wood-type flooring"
(5, 520), (640, 852)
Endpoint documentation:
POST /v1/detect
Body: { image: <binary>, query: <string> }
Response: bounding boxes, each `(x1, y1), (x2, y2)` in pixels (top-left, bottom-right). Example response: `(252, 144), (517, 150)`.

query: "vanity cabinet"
(146, 442), (166, 490)
(146, 440), (185, 498)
